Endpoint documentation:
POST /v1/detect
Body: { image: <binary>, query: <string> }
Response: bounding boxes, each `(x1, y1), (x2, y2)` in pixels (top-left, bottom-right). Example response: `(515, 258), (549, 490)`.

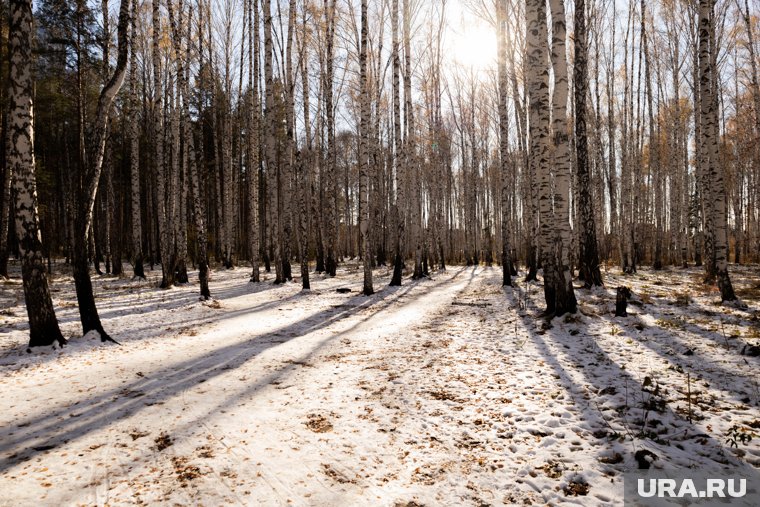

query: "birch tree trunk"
(323, 0), (338, 277)
(222, 17), (235, 270)
(390, 0), (405, 286)
(153, 0), (174, 289)
(0, 12), (7, 279)
(71, 0), (130, 341)
(298, 2), (310, 290)
(497, 0), (512, 287)
(168, 72), (182, 281)
(549, 0), (577, 315)
(281, 0), (297, 282)
(359, 0), (373, 296)
(248, 0), (261, 283)
(606, 4), (618, 259)
(8, 0), (66, 348)
(526, 0), (554, 311)
(128, 0), (145, 279)
(698, 0), (736, 301)
(183, 6), (210, 299)
(263, 0), (283, 283)
(0, 113), (11, 279)
(574, 0), (602, 287)
(403, 0), (422, 279)
(641, 0), (662, 270)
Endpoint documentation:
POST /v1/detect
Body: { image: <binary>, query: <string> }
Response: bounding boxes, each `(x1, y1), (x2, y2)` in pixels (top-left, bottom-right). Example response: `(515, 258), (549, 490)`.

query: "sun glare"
(450, 25), (498, 72)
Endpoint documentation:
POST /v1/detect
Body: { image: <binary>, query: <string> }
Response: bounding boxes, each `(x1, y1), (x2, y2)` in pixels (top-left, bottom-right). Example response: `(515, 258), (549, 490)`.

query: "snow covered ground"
(1, 260), (759, 506)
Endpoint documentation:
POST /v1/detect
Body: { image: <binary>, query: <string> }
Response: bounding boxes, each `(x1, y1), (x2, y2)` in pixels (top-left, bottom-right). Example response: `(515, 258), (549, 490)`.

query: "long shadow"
(569, 268), (760, 399)
(94, 264), (447, 344)
(86, 266), (479, 492)
(0, 284), (304, 370)
(508, 279), (759, 477)
(0, 267), (469, 473)
(0, 269), (379, 367)
(584, 279), (760, 405)
(7, 266), (296, 333)
(47, 266), (479, 505)
(600, 313), (760, 407)
(58, 268), (289, 324)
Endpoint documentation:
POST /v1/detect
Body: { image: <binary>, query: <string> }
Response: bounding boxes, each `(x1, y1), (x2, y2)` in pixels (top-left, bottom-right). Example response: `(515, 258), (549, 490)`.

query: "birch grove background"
(1, 0), (760, 340)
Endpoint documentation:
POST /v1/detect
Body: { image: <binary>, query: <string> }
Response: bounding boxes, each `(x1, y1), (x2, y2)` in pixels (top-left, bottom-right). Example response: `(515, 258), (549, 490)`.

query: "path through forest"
(1, 264), (760, 506)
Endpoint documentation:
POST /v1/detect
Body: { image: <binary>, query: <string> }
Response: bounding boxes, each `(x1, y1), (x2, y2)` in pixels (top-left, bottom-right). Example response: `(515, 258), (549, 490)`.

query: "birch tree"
(548, 0), (576, 315)
(698, 0), (735, 301)
(497, 0), (512, 287)
(248, 0), (261, 283)
(359, 0), (373, 295)
(127, 0), (144, 280)
(390, 0), (404, 286)
(70, 0), (130, 341)
(8, 0), (66, 348)
(323, 0), (338, 277)
(574, 0), (603, 287)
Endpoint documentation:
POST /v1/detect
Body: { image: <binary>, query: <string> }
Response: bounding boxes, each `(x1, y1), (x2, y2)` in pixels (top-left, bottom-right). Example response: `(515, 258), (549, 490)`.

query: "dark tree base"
(283, 260), (292, 281)
(199, 262), (211, 300)
(112, 253), (123, 276)
(24, 285), (67, 348)
(326, 254), (337, 277)
(176, 261), (189, 284)
(553, 286), (577, 317)
(301, 262), (310, 290)
(315, 245), (325, 273)
(615, 286), (631, 317)
(717, 269), (736, 302)
(390, 253), (403, 286)
(72, 251), (116, 345)
(264, 253), (271, 273)
(250, 265), (260, 283)
(580, 263), (603, 289)
(412, 253), (424, 279)
(133, 257), (146, 280)
(502, 257), (512, 288)
(0, 254), (8, 279)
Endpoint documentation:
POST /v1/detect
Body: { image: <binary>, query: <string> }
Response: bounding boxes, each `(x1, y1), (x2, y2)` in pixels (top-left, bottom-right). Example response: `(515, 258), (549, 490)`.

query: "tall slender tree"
(497, 0), (512, 287)
(574, 0), (602, 287)
(128, 0), (144, 280)
(248, 0), (261, 283)
(389, 0), (404, 286)
(359, 0), (373, 296)
(323, 0), (338, 277)
(71, 0), (130, 341)
(698, 0), (735, 301)
(8, 0), (66, 348)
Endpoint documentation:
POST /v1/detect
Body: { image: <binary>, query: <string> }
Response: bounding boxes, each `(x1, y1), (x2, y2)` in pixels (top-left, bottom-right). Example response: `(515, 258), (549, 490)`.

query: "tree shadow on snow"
(506, 280), (759, 480)
(0, 267), (469, 473)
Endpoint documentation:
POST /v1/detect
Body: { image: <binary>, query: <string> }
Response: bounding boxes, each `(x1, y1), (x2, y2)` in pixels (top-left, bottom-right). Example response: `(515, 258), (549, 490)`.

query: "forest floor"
(1, 260), (760, 506)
